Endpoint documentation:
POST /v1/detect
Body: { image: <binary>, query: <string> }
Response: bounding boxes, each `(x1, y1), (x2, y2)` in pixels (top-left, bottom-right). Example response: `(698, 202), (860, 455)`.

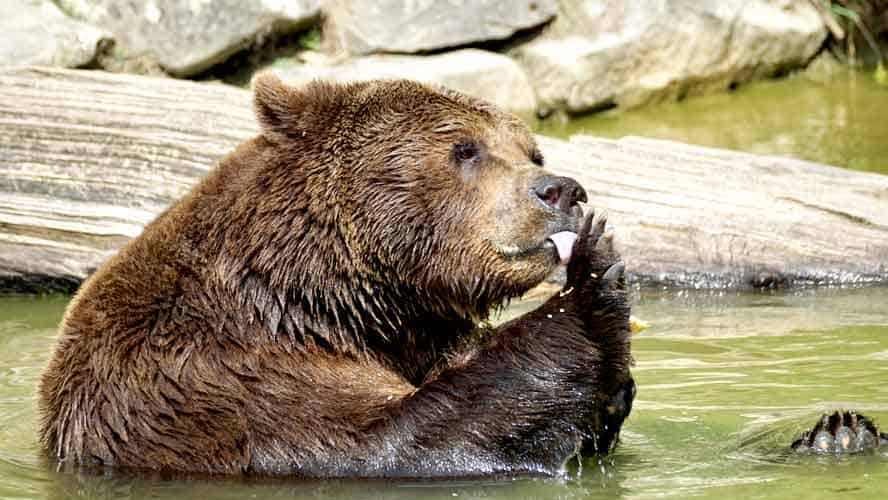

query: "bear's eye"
(531, 149), (544, 166)
(453, 141), (481, 164)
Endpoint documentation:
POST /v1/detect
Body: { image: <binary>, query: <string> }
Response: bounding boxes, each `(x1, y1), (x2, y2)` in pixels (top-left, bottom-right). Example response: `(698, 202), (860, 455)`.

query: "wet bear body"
(38, 76), (634, 477)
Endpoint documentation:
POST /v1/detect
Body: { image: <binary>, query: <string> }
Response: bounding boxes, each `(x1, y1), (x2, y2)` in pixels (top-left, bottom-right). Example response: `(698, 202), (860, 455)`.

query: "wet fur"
(39, 76), (634, 477)
(792, 411), (887, 454)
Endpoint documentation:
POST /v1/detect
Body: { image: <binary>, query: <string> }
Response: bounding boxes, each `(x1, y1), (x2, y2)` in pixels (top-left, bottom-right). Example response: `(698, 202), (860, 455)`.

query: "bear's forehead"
(344, 79), (538, 161)
(358, 80), (503, 123)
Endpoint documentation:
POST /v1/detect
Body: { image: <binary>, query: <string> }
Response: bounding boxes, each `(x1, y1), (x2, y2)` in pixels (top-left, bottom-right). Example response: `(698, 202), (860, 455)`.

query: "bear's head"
(220, 75), (585, 329)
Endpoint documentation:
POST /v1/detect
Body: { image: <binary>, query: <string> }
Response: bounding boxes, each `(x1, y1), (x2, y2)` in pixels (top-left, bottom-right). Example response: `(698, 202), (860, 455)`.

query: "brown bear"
(38, 75), (634, 478)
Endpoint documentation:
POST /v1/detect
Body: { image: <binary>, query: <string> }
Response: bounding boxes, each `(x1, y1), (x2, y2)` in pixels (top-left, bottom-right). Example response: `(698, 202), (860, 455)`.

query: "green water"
(537, 70), (888, 175)
(1, 288), (886, 499)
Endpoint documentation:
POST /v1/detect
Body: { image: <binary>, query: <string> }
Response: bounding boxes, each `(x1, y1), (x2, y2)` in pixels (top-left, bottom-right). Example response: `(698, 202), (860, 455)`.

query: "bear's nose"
(532, 176), (587, 214)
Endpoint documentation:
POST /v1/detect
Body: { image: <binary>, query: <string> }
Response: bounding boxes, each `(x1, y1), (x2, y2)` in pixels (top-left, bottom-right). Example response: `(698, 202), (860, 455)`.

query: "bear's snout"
(531, 175), (587, 216)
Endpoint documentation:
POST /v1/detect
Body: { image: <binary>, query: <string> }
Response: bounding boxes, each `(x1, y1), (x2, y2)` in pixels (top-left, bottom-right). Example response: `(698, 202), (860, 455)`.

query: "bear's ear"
(252, 72), (300, 141)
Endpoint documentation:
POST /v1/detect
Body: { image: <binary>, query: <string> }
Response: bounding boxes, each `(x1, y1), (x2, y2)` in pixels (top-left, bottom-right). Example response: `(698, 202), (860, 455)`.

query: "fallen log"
(1, 66), (886, 293)
(540, 135), (888, 287)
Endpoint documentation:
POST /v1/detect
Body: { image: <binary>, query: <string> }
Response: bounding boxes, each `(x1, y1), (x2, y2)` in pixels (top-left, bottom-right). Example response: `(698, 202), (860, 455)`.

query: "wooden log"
(1, 66), (886, 293)
(0, 67), (257, 292)
(540, 135), (888, 287)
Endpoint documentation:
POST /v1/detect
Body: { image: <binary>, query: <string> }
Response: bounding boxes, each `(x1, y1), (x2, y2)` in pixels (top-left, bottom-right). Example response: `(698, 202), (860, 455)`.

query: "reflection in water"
(42, 471), (630, 500)
(537, 70), (888, 175)
(1, 287), (887, 499)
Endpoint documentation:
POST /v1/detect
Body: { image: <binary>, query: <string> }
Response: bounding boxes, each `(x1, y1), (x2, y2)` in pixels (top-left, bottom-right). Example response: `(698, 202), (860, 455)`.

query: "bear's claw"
(792, 410), (887, 454)
(595, 230), (615, 254)
(601, 262), (625, 289)
(566, 209), (622, 291)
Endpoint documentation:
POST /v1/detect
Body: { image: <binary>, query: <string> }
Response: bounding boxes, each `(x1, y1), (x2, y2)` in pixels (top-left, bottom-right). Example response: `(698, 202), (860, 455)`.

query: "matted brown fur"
(38, 75), (634, 477)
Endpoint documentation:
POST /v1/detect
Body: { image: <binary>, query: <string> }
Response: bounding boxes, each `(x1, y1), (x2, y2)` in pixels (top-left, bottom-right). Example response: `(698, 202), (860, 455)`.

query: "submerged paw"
(791, 410), (887, 454)
(581, 378), (636, 456)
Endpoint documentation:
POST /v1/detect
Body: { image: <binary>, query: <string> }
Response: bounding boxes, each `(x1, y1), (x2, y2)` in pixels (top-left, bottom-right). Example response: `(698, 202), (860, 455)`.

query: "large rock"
(56, 0), (321, 76)
(322, 0), (557, 55)
(0, 0), (109, 68)
(514, 0), (828, 114)
(269, 50), (537, 119)
(1, 67), (886, 292)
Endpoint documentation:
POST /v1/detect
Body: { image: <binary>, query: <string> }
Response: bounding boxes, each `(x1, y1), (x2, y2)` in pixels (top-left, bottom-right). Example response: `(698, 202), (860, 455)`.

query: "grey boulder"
(269, 49), (538, 118)
(515, 0), (828, 114)
(322, 0), (557, 55)
(0, 0), (109, 68)
(56, 0), (321, 76)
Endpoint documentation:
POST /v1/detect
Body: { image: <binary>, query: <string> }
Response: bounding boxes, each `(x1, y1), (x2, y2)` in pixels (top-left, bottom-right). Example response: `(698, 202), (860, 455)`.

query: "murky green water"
(537, 70), (888, 175)
(1, 287), (886, 499)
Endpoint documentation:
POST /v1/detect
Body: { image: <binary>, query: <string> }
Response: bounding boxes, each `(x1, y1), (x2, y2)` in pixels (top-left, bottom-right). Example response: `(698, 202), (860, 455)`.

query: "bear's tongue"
(548, 231), (577, 265)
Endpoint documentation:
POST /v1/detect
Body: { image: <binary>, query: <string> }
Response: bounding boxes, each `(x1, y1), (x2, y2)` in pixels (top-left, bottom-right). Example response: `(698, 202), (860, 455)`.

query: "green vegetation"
(297, 27), (322, 51)
(821, 0), (887, 83)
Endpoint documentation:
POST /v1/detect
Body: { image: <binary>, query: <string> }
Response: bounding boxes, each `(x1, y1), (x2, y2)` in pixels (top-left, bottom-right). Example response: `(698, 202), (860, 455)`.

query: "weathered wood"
(1, 66), (886, 293)
(540, 135), (888, 287)
(0, 67), (258, 293)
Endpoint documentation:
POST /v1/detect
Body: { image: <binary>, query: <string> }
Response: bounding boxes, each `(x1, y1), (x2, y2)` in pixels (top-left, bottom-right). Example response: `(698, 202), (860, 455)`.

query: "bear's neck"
(216, 258), (476, 383)
(187, 142), (483, 383)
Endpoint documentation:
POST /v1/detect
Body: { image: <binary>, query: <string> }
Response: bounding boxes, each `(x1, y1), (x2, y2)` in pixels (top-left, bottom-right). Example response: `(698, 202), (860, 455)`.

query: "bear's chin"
(494, 229), (578, 268)
(487, 244), (563, 294)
